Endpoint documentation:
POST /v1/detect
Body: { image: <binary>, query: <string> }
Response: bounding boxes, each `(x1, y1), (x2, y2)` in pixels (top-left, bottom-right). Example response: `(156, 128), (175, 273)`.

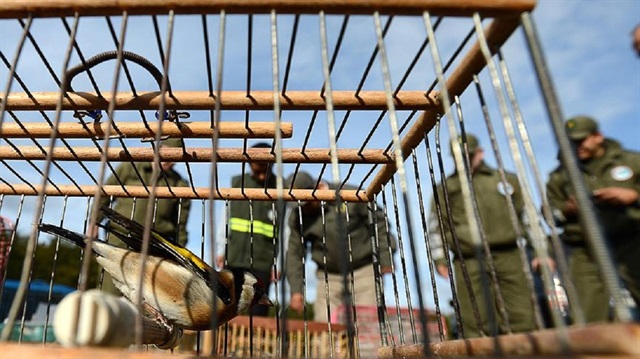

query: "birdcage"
(1, 0), (639, 358)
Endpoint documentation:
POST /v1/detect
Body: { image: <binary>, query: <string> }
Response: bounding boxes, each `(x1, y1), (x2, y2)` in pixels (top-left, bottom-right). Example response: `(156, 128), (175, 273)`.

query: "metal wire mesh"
(0, 1), (638, 358)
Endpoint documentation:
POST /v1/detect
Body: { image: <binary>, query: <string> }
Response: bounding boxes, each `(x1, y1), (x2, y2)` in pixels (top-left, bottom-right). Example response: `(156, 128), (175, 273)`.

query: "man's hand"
(563, 196), (579, 217)
(380, 266), (393, 275)
(436, 264), (449, 278)
(215, 255), (225, 269)
(531, 257), (556, 274)
(592, 187), (639, 206)
(270, 267), (280, 282)
(290, 293), (305, 314)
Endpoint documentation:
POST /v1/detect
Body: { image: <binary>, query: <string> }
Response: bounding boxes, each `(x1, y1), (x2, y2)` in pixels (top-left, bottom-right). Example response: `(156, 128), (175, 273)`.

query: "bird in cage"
(39, 206), (272, 331)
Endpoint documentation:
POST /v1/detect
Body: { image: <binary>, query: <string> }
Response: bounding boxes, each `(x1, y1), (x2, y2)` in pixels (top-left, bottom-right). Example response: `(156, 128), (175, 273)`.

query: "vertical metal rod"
(0, 195), (24, 303)
(43, 196), (70, 344)
(248, 199), (255, 356)
(268, 10), (289, 356)
(368, 200), (390, 347)
(424, 12), (504, 343)
(426, 8), (500, 342)
(196, 200), (207, 356)
(520, 12), (633, 322)
(18, 196), (48, 343)
(293, 202), (310, 359)
(318, 11), (354, 358)
(425, 126), (471, 338)
(0, 16), (32, 134)
(454, 96), (509, 335)
(410, 149), (446, 341)
(379, 188), (403, 345)
(136, 10), (174, 348)
(472, 13), (564, 334)
(318, 202), (336, 359)
(269, 201), (281, 354)
(388, 177), (417, 343)
(343, 205), (361, 354)
(373, 11), (429, 351)
(208, 9), (226, 352)
(496, 51), (585, 326)
(468, 77), (546, 331)
(0, 13), (80, 343)
(85, 11), (130, 300)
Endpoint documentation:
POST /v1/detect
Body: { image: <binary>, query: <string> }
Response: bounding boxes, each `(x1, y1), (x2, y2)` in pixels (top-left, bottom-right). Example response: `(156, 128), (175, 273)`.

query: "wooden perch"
(377, 322), (640, 358)
(0, 185), (372, 202)
(0, 146), (393, 164)
(0, 90), (436, 111)
(0, 121), (292, 139)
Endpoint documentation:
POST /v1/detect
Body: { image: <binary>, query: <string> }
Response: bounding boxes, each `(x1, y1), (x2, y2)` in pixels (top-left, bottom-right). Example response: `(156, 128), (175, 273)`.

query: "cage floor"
(2, 322), (638, 358)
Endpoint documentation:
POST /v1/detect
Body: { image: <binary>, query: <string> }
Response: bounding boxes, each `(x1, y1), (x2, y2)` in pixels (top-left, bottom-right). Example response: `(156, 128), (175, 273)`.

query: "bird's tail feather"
(39, 223), (87, 248)
(101, 206), (146, 238)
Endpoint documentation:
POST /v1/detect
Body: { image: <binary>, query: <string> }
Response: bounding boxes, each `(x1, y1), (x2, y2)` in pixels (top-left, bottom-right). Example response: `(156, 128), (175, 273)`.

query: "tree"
(3, 231), (99, 289)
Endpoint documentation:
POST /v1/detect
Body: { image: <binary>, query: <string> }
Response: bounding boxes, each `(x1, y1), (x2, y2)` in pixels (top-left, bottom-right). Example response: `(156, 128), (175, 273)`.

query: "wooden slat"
(366, 17), (522, 198)
(0, 185), (371, 201)
(0, 343), (194, 359)
(227, 315), (348, 333)
(0, 121), (292, 139)
(377, 323), (640, 358)
(0, 146), (394, 164)
(0, 0), (536, 18)
(0, 91), (435, 111)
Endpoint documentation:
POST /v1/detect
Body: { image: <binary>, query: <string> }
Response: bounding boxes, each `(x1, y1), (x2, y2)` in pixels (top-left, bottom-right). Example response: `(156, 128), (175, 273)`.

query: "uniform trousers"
(314, 264), (377, 323)
(454, 248), (536, 338)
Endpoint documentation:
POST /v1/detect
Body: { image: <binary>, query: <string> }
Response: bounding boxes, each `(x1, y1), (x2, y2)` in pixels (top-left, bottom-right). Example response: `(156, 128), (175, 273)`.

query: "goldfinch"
(39, 206), (273, 331)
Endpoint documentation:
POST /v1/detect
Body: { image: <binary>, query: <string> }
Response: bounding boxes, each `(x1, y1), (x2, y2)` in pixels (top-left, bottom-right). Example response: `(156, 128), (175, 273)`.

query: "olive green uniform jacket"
(286, 185), (396, 295)
(546, 139), (640, 322)
(98, 162), (190, 246)
(430, 162), (526, 260)
(429, 162), (535, 337)
(225, 173), (277, 273)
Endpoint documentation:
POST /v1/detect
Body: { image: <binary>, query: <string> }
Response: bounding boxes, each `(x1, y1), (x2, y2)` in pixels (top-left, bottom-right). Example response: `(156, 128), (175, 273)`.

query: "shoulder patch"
(496, 181), (514, 196)
(610, 166), (633, 182)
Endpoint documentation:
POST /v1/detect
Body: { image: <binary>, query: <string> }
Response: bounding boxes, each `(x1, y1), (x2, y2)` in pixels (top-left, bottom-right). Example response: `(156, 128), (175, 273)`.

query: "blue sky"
(1, 0), (639, 313)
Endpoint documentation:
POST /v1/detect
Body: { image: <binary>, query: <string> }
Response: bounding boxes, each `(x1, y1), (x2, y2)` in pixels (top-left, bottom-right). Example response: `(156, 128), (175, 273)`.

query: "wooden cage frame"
(0, 0), (638, 358)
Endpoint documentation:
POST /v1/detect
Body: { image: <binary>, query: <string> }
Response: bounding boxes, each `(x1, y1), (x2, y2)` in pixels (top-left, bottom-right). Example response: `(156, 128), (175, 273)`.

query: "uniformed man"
(285, 171), (396, 323)
(546, 116), (640, 322)
(429, 134), (536, 338)
(216, 142), (278, 317)
(90, 138), (191, 295)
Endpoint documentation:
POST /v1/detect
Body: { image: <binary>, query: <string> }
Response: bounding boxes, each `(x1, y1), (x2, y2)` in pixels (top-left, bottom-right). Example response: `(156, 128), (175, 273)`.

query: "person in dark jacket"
(546, 116), (640, 322)
(216, 142), (277, 317)
(90, 138), (191, 295)
(429, 134), (536, 338)
(285, 171), (396, 323)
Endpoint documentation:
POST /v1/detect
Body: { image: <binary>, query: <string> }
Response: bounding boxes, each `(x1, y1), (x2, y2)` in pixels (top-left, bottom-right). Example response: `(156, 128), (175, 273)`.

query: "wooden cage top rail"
(0, 184), (372, 201)
(0, 146), (395, 164)
(0, 121), (292, 139)
(366, 17), (521, 196)
(0, 0), (536, 18)
(1, 91), (436, 111)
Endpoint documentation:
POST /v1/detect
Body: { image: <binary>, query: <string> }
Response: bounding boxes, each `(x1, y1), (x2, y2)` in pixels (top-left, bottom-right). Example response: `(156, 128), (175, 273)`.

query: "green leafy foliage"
(3, 231), (99, 288)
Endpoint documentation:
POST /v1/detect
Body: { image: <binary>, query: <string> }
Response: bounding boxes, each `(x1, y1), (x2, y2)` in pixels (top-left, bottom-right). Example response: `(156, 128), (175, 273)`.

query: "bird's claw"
(142, 302), (173, 333)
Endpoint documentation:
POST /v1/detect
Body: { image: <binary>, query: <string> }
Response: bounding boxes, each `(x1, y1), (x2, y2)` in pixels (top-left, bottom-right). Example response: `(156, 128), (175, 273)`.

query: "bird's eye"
(253, 282), (263, 295)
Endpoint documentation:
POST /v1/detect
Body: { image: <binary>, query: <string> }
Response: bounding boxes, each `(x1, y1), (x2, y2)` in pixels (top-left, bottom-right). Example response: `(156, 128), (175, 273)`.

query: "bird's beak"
(258, 294), (274, 306)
